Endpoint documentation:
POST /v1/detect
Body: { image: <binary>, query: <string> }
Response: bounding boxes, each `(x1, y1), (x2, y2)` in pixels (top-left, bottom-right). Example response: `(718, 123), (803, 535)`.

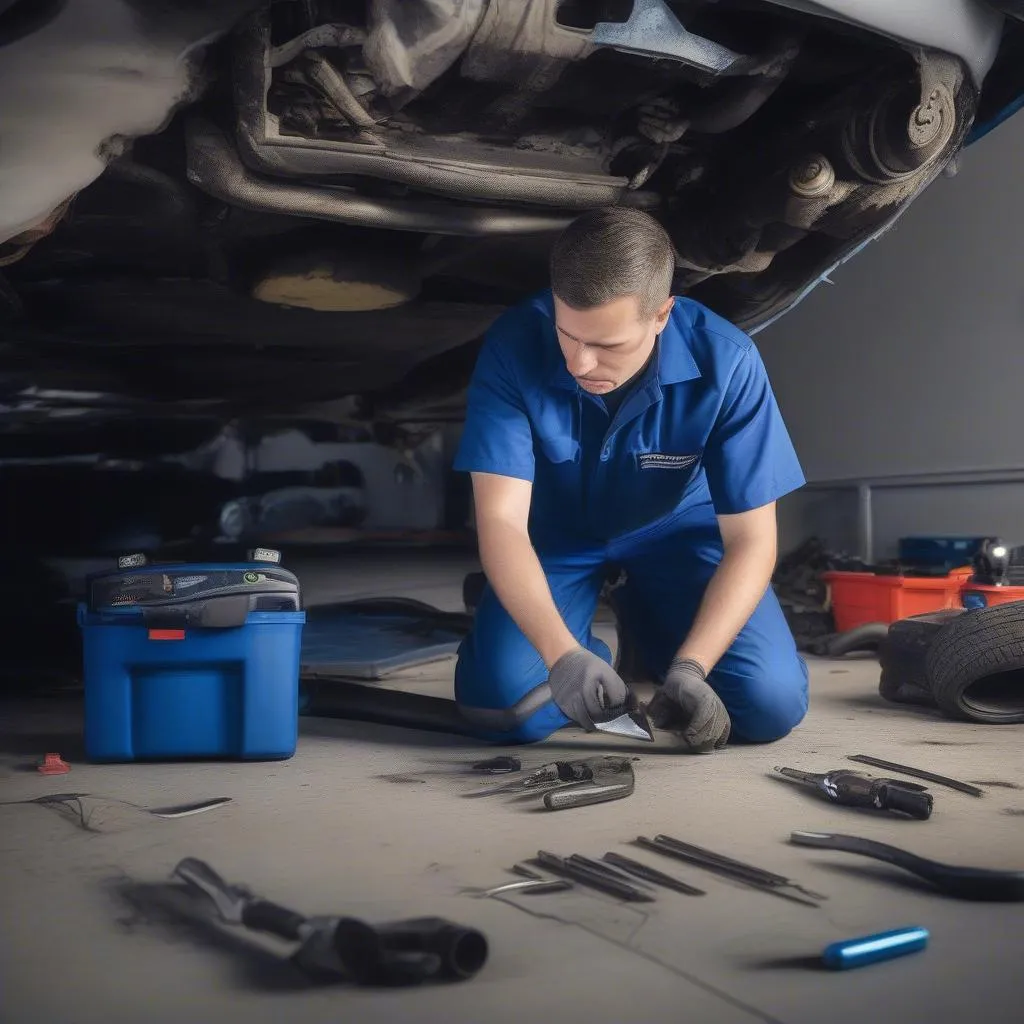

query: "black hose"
(301, 678), (483, 738)
(824, 622), (890, 657)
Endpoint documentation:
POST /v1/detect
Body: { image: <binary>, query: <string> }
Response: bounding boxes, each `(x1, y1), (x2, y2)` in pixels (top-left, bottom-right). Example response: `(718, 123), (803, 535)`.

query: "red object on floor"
(823, 568), (972, 632)
(38, 753), (71, 775)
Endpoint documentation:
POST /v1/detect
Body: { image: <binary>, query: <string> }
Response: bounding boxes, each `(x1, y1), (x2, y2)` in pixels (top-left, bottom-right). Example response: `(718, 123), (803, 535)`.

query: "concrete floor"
(1, 551), (1023, 1024)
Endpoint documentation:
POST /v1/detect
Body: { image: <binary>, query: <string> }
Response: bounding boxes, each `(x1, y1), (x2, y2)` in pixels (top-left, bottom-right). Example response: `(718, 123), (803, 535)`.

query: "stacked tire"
(879, 603), (1024, 724)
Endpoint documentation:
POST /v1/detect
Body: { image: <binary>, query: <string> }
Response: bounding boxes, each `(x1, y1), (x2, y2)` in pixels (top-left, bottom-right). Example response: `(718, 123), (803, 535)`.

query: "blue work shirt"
(454, 290), (805, 549)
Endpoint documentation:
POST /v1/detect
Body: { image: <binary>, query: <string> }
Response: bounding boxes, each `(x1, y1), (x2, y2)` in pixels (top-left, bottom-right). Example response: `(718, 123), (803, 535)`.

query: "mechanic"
(452, 208), (808, 751)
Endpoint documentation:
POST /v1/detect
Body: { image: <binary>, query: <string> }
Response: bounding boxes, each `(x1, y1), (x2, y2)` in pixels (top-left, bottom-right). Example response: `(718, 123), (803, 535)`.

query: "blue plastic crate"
(79, 559), (305, 762)
(898, 536), (989, 571)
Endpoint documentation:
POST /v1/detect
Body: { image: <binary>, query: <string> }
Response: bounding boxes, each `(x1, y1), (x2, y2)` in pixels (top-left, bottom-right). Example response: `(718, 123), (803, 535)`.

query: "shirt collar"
(536, 290), (701, 390)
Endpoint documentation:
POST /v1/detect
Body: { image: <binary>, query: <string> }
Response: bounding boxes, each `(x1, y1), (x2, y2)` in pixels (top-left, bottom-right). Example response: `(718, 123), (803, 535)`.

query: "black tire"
(878, 611), (964, 707)
(924, 601), (1024, 724)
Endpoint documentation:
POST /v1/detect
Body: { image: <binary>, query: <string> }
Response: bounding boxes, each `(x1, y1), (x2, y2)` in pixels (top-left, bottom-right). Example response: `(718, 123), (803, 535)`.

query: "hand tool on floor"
(1, 794), (231, 829)
(534, 851), (655, 902)
(846, 754), (984, 797)
(543, 762), (635, 811)
(473, 756), (635, 797)
(789, 832), (1024, 901)
(566, 854), (656, 891)
(772, 766), (934, 820)
(602, 852), (706, 896)
(821, 926), (929, 970)
(468, 878), (573, 898)
(635, 835), (824, 906)
(173, 858), (489, 984)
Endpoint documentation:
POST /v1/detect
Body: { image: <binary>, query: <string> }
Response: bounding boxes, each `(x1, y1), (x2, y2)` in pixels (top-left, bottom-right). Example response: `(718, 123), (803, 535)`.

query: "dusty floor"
(1, 551), (1022, 1024)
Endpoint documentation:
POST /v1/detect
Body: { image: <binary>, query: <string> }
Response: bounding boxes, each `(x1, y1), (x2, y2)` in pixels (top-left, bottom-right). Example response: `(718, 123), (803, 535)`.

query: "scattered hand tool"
(602, 852), (706, 896)
(847, 754), (984, 798)
(542, 762), (635, 811)
(472, 756), (635, 798)
(173, 858), (489, 984)
(0, 793), (231, 831)
(566, 854), (656, 891)
(511, 862), (545, 880)
(772, 766), (934, 820)
(822, 926), (929, 970)
(534, 851), (655, 903)
(636, 835), (824, 906)
(469, 878), (572, 898)
(790, 831), (1024, 901)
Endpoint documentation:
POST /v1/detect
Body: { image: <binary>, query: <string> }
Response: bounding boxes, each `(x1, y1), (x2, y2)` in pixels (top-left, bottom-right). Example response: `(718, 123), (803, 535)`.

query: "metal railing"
(800, 466), (1024, 562)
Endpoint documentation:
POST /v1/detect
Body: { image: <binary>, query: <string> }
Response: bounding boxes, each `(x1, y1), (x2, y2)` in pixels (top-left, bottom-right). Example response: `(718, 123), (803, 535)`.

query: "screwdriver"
(772, 766), (934, 820)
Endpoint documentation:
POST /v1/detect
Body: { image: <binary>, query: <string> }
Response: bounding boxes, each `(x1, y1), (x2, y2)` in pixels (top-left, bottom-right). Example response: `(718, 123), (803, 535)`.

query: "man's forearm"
(477, 518), (578, 669)
(675, 538), (777, 673)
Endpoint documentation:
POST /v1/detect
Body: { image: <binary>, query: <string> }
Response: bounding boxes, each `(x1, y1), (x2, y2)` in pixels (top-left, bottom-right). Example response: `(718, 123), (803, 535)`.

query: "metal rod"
(847, 755), (984, 797)
(857, 483), (873, 563)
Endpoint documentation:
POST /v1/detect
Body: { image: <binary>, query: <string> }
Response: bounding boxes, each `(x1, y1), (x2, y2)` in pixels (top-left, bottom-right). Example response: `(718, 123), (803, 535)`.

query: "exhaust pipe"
(185, 120), (573, 237)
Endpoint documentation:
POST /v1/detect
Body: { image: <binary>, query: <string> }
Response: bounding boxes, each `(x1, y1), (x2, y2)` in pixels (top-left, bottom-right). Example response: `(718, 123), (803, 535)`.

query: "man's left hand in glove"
(647, 658), (731, 752)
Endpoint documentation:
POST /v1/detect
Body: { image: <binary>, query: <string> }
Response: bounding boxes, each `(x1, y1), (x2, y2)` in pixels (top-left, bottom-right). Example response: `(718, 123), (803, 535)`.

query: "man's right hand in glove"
(547, 647), (631, 731)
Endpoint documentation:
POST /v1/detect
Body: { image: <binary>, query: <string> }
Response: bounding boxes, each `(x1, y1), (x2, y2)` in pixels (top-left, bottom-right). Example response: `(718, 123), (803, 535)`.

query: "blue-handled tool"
(822, 926), (929, 970)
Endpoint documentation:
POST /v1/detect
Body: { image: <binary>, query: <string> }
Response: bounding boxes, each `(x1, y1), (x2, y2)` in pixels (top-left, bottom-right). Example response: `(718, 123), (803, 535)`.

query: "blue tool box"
(898, 536), (989, 571)
(79, 552), (305, 762)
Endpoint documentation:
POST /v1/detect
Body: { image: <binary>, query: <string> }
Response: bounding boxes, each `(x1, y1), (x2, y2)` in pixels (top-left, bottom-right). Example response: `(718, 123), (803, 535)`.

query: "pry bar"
(847, 755), (984, 797)
(636, 837), (821, 907)
(602, 852), (706, 896)
(535, 850), (654, 903)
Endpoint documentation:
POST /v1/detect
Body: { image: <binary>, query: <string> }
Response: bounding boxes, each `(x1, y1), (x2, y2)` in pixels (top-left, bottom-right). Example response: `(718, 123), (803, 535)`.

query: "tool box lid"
(86, 554), (301, 613)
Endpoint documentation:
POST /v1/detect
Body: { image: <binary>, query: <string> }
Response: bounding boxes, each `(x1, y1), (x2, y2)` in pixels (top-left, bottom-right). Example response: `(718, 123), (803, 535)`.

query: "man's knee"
(719, 658), (809, 743)
(454, 622), (611, 713)
(454, 652), (570, 744)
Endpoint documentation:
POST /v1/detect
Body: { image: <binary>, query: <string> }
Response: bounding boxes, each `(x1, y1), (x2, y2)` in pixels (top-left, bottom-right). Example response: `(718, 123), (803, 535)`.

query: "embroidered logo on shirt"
(638, 452), (700, 470)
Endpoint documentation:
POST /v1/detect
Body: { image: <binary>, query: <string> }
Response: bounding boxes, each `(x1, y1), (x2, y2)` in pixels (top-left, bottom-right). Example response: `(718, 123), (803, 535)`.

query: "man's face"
(553, 293), (673, 395)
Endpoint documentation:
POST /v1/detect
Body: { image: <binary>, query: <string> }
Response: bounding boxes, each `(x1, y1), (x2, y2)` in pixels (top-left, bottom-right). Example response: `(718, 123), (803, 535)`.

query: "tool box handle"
(141, 594), (251, 630)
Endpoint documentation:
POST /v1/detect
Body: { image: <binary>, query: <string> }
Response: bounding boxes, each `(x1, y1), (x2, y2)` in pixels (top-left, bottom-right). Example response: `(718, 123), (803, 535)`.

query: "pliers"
(472, 756), (636, 810)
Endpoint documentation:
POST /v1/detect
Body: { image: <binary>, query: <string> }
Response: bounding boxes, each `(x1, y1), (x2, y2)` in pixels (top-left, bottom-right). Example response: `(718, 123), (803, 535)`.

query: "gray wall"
(756, 113), (1024, 557)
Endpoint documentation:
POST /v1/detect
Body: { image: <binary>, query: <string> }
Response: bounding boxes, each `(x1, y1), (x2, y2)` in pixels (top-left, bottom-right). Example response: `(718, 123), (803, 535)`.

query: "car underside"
(1, 0), (1023, 535)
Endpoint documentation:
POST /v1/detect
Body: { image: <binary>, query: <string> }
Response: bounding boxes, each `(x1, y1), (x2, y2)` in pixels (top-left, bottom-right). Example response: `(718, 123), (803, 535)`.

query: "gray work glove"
(547, 648), (630, 732)
(647, 658), (731, 752)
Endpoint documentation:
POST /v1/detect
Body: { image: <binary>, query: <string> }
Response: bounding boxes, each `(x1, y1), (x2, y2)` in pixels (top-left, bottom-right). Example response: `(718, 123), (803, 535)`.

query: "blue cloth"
(453, 290), (808, 743)
(454, 290), (805, 547)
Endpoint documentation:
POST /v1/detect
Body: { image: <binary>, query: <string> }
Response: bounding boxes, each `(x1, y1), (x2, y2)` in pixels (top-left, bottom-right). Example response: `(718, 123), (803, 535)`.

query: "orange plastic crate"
(823, 569), (972, 632)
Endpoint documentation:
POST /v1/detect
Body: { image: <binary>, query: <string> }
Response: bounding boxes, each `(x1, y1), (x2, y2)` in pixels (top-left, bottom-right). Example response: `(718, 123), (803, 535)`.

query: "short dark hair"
(549, 207), (675, 319)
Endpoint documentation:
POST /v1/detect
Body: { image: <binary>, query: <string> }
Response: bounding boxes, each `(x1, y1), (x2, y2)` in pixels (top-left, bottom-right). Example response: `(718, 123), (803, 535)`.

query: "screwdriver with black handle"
(772, 766), (934, 820)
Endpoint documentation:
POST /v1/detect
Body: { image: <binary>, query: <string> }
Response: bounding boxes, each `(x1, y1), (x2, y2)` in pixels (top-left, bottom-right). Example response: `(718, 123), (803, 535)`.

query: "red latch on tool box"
(148, 629), (186, 641)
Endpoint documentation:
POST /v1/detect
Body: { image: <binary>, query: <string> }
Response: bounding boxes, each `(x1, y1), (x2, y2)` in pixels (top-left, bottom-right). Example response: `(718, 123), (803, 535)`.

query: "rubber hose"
(301, 678), (486, 739)
(825, 622), (890, 657)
